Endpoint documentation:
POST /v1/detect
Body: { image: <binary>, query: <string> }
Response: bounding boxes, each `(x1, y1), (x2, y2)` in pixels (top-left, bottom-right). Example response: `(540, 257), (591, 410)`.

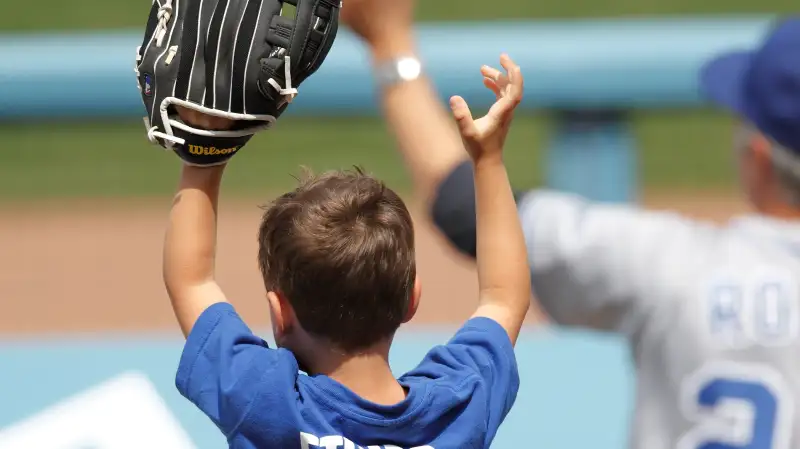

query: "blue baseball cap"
(701, 17), (800, 153)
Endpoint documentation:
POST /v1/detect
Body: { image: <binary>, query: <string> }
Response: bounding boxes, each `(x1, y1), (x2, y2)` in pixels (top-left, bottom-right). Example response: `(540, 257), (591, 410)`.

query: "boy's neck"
(301, 340), (408, 406)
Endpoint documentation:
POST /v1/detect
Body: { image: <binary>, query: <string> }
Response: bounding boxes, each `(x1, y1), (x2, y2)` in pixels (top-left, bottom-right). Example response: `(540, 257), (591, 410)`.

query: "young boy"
(164, 53), (530, 448)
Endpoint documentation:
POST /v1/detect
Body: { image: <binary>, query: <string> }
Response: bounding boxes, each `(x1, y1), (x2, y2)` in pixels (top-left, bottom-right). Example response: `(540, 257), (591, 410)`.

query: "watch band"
(374, 56), (423, 88)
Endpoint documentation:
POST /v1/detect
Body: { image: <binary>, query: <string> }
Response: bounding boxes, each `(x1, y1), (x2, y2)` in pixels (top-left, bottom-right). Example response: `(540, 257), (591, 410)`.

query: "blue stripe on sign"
(0, 328), (632, 449)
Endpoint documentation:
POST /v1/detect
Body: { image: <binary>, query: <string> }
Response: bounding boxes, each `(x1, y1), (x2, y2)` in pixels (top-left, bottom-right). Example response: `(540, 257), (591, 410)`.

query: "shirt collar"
(729, 214), (800, 253)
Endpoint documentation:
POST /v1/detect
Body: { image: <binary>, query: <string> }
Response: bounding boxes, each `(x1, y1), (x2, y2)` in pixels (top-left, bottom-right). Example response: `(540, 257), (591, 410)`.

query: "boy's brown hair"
(257, 167), (416, 352)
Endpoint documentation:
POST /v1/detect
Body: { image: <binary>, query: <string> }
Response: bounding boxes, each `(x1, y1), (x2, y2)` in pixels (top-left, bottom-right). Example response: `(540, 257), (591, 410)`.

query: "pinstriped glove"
(134, 0), (340, 166)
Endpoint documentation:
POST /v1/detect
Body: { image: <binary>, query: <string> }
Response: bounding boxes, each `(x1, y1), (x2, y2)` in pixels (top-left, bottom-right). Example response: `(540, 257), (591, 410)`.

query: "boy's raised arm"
(340, 1), (530, 344)
(452, 55), (531, 345)
(163, 109), (233, 337)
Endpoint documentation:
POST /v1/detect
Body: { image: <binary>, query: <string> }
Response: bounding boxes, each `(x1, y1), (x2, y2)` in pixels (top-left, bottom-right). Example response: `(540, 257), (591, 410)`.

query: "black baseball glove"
(135, 0), (340, 166)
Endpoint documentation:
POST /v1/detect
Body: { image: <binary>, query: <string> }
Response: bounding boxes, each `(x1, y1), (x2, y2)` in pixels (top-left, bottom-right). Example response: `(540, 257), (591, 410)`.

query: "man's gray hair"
(736, 123), (800, 206)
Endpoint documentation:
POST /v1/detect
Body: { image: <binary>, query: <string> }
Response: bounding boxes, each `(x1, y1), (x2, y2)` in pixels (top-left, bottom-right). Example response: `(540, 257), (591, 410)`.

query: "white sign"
(0, 371), (197, 449)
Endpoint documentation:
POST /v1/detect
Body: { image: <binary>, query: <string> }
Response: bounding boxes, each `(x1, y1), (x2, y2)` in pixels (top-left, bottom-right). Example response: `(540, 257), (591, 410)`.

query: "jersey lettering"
(704, 268), (799, 349)
(300, 433), (433, 449)
(754, 281), (793, 342)
(679, 361), (794, 449)
(709, 282), (745, 346)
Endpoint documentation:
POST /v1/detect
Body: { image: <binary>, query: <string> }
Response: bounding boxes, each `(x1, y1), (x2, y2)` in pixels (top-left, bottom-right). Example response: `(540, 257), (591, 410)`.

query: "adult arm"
(433, 168), (720, 336)
(342, 0), (469, 207)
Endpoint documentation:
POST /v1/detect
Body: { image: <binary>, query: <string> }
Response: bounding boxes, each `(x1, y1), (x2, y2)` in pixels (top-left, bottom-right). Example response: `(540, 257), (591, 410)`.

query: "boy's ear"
(402, 276), (422, 324)
(267, 291), (295, 338)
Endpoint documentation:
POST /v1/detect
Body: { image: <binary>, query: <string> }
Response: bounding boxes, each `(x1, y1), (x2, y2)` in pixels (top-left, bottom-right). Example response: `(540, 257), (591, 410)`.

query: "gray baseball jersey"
(517, 190), (800, 449)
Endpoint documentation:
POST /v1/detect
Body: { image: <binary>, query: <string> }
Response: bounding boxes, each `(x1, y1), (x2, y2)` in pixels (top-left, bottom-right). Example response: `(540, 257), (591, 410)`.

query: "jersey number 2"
(679, 362), (794, 449)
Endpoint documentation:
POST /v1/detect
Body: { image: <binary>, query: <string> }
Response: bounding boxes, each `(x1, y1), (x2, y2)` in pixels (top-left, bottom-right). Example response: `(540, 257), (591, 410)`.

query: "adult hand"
(341, 0), (415, 60)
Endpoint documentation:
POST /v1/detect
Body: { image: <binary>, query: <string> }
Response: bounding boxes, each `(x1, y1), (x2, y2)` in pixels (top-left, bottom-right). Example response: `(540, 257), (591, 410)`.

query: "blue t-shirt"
(176, 302), (519, 448)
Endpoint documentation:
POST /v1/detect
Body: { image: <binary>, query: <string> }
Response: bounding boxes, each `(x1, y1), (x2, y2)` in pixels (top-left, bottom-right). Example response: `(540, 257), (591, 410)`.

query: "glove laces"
(267, 56), (298, 103)
(154, 0), (173, 47)
(147, 125), (185, 146)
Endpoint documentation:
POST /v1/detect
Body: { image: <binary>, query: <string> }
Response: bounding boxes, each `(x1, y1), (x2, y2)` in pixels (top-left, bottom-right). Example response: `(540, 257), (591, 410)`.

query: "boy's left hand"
(136, 0), (341, 167)
(177, 107), (235, 132)
(449, 54), (524, 163)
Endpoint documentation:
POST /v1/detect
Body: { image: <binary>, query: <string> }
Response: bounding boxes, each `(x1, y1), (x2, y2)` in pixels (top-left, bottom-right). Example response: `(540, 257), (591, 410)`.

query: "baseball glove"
(134, 0), (340, 166)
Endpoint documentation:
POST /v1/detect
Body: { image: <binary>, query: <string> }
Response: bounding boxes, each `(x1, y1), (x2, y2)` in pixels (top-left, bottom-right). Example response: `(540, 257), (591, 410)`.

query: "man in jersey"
(385, 16), (800, 449)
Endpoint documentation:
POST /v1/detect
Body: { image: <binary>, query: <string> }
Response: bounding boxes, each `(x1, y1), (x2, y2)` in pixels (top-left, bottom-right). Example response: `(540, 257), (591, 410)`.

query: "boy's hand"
(341, 0), (414, 59)
(177, 106), (235, 132)
(136, 0), (340, 166)
(459, 54), (530, 345)
(450, 54), (524, 163)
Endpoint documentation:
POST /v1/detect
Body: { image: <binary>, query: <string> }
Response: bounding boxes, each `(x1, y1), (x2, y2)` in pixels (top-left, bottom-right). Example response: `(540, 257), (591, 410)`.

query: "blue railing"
(0, 17), (773, 201)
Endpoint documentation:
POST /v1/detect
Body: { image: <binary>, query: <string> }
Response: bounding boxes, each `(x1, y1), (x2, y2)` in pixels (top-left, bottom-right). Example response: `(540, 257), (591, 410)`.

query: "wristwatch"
(374, 56), (423, 88)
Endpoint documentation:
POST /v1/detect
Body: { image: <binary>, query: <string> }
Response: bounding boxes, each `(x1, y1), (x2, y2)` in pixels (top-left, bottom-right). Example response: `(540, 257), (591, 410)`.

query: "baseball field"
(0, 110), (752, 335)
(5, 4), (788, 331)
(0, 115), (752, 447)
(0, 0), (791, 447)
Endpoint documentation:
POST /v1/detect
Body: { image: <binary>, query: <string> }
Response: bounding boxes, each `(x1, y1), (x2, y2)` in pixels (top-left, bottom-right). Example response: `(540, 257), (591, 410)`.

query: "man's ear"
(750, 132), (774, 175)
(403, 276), (422, 324)
(267, 291), (295, 339)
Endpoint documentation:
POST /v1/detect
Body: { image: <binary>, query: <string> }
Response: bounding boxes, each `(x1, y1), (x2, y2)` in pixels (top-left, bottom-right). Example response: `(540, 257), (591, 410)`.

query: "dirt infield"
(0, 191), (751, 335)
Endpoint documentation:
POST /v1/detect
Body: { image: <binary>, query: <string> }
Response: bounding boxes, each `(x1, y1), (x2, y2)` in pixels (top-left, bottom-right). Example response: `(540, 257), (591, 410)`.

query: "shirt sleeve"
(518, 190), (720, 337)
(175, 302), (298, 437)
(405, 317), (519, 445)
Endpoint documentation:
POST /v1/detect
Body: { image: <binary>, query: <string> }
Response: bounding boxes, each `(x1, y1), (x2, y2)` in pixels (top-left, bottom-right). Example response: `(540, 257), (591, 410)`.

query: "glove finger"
(292, 0), (339, 82)
(224, 0), (268, 114)
(174, 0), (213, 104)
(202, 0), (229, 109)
(241, 0), (283, 114)
(203, 0), (253, 111)
(195, 0), (266, 115)
(257, 14), (295, 107)
(255, 0), (339, 107)
(138, 1), (161, 60)
(135, 1), (161, 110)
(138, 0), (187, 141)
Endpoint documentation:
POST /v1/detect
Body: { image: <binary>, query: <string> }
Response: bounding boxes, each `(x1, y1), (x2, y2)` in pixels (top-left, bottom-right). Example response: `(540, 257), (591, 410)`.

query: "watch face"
(396, 58), (422, 80)
(377, 57), (422, 86)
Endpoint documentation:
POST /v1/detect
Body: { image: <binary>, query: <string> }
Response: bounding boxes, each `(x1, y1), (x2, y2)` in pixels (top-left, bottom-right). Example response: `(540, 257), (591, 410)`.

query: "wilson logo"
(187, 145), (240, 156)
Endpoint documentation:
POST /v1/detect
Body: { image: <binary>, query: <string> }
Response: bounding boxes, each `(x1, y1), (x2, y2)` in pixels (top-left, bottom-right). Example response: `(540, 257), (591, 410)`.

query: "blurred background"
(0, 1), (795, 448)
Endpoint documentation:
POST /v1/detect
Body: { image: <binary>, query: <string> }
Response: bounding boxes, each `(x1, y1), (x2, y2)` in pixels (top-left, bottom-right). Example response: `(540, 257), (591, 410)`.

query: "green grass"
(0, 110), (737, 200)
